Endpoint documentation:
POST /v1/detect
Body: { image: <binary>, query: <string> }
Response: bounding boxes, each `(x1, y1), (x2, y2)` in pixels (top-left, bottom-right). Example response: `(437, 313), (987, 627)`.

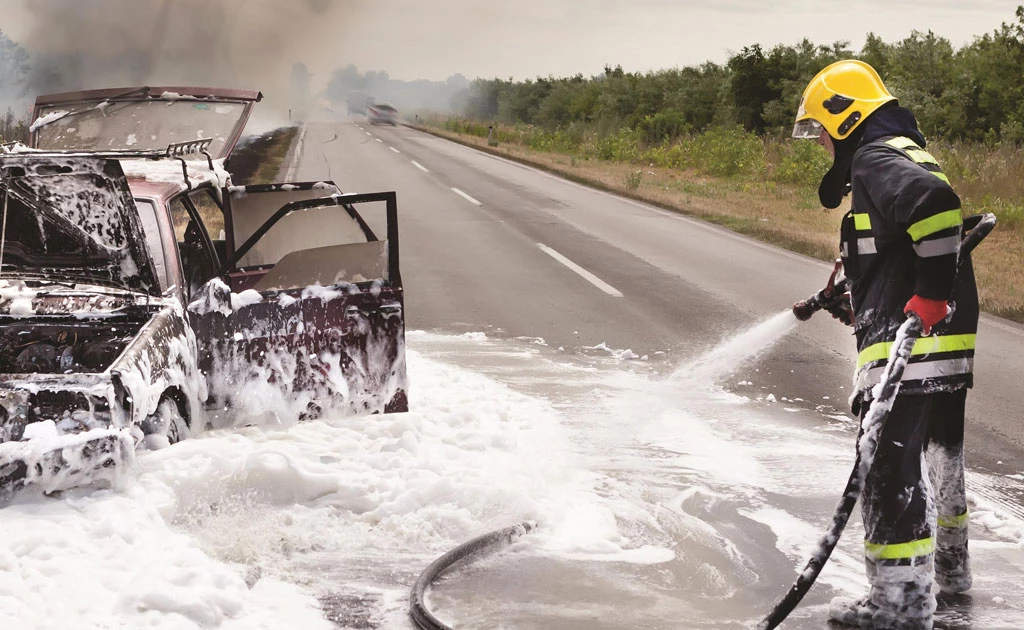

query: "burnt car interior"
(216, 184), (399, 294)
(151, 180), (401, 300)
(0, 321), (142, 374)
(168, 193), (224, 296)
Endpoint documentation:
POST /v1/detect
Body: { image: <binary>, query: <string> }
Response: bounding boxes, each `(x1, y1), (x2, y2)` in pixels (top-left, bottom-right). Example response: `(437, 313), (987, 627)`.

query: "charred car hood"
(0, 155), (159, 294)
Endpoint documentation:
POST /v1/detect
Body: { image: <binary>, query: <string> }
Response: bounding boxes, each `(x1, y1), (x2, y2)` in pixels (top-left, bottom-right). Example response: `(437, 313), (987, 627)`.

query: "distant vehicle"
(368, 103), (398, 126)
(0, 86), (407, 500)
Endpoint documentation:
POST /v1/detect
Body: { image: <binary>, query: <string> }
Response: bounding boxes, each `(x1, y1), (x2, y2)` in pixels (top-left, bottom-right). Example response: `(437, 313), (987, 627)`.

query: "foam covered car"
(0, 87), (407, 500)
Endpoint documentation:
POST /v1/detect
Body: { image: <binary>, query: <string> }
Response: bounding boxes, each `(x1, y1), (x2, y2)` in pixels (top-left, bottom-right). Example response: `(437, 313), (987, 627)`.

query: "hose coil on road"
(409, 521), (537, 630)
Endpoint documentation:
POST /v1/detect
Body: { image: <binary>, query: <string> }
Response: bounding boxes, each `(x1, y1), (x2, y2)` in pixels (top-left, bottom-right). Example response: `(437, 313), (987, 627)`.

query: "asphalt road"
(285, 120), (1024, 473)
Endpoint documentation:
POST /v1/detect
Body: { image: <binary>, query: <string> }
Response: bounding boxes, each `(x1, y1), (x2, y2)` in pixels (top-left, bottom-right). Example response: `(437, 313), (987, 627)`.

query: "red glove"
(904, 295), (949, 335)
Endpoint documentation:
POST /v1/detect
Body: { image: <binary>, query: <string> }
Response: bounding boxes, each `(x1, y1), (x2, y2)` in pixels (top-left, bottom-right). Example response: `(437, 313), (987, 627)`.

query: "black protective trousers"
(860, 388), (969, 584)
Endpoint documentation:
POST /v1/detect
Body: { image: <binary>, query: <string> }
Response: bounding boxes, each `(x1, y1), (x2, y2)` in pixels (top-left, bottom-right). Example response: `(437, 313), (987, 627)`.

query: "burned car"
(0, 87), (407, 499)
(367, 103), (398, 126)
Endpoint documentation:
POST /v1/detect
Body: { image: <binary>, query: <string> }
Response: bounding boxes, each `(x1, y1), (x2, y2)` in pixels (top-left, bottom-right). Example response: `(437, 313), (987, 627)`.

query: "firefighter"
(792, 60), (977, 629)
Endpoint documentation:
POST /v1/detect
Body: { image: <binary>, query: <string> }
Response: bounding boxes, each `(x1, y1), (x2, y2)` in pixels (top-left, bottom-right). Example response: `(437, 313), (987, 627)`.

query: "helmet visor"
(792, 118), (823, 139)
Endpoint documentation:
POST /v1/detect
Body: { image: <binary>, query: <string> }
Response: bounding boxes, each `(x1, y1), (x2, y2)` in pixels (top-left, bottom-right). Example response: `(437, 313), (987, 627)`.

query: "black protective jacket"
(839, 106), (978, 405)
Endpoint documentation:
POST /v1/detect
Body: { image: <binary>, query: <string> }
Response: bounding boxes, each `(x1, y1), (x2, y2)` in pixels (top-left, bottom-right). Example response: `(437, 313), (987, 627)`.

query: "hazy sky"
(3, 0), (1021, 105)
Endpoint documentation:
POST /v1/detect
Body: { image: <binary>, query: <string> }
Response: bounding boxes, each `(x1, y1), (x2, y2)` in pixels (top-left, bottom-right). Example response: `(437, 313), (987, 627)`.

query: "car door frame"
(187, 188), (407, 418)
(222, 190), (400, 288)
(165, 185), (225, 301)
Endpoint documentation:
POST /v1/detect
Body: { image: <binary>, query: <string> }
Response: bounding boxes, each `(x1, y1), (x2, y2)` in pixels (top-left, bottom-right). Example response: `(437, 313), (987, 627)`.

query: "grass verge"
(413, 121), (1024, 323)
(226, 126), (299, 185)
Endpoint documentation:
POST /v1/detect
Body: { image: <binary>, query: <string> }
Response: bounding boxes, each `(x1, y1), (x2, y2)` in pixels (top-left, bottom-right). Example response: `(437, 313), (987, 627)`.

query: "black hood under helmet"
(818, 102), (927, 209)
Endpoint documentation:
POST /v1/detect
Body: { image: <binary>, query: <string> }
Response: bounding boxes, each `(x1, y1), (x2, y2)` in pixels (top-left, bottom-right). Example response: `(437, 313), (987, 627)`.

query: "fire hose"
(405, 216), (995, 629)
(759, 212), (996, 629)
(409, 521), (536, 630)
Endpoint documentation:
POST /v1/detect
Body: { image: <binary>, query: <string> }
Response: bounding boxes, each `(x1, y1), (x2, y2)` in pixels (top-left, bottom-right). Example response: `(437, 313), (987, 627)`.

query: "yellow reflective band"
(883, 137), (949, 181)
(853, 213), (872, 230)
(938, 511), (969, 529)
(906, 148), (939, 165)
(885, 136), (919, 150)
(907, 209), (963, 241)
(865, 537), (935, 560)
(856, 333), (976, 369)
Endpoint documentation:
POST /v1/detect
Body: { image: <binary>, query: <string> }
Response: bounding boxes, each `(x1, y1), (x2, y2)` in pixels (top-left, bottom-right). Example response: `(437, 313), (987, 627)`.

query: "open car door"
(188, 182), (406, 422)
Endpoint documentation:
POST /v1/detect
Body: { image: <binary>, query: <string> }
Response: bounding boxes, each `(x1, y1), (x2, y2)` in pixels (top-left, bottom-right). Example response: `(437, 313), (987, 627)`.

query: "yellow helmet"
(792, 60), (895, 140)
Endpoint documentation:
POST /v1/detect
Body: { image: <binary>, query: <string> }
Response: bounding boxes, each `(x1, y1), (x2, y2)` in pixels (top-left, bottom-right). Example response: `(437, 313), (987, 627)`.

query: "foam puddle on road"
(2, 331), (1023, 629)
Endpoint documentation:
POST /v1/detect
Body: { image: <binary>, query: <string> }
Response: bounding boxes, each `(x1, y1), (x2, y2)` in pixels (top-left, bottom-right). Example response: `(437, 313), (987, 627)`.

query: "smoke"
(17, 0), (341, 124)
(324, 65), (470, 117)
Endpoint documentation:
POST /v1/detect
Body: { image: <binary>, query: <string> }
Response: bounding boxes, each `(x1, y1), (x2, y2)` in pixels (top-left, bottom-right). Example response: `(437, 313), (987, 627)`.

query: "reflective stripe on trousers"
(855, 358), (973, 393)
(857, 333), (976, 369)
(865, 536), (935, 560)
(938, 510), (969, 529)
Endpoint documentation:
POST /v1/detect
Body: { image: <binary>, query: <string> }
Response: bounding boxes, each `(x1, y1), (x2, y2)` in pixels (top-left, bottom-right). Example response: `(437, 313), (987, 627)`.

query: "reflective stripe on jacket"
(842, 135), (979, 403)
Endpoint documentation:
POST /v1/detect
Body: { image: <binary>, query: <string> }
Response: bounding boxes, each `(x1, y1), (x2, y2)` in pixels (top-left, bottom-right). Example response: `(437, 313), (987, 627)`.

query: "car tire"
(144, 398), (190, 446)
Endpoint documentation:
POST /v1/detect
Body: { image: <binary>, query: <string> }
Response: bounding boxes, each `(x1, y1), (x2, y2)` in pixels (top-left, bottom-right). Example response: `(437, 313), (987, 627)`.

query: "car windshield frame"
(30, 87), (261, 159)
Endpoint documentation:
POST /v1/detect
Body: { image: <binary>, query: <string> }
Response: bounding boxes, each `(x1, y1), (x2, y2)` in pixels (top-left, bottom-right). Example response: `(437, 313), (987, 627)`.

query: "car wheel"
(145, 398), (190, 446)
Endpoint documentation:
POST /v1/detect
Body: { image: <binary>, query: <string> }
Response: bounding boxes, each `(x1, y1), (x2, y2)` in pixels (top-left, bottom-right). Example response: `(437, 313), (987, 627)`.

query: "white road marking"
(451, 187), (482, 206)
(389, 146), (400, 153)
(413, 126), (1024, 336)
(536, 243), (623, 297)
(411, 160), (429, 173)
(375, 138), (383, 143)
(365, 131), (371, 136)
(409, 125), (821, 268)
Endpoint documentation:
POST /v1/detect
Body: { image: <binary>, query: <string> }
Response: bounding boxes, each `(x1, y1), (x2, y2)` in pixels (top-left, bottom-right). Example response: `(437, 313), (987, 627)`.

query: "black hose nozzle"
(792, 295), (823, 321)
(793, 259), (846, 321)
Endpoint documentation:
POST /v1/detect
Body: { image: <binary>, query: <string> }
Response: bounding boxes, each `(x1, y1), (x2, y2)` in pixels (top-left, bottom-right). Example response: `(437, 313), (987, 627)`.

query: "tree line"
(459, 6), (1024, 144)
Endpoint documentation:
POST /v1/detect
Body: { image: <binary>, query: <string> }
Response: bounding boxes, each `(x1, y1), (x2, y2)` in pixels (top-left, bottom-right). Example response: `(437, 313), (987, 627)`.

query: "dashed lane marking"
(365, 131), (371, 136)
(536, 243), (623, 297)
(405, 125), (820, 269)
(375, 138), (383, 143)
(451, 187), (482, 206)
(411, 160), (429, 173)
(389, 146), (400, 153)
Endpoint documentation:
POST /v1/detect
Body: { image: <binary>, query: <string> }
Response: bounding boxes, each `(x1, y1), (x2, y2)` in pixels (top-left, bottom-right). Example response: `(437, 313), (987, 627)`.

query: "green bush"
(638, 110), (691, 145)
(973, 194), (1024, 229)
(593, 128), (640, 162)
(687, 126), (765, 177)
(772, 139), (831, 187)
(443, 119), (490, 138)
(641, 143), (688, 169)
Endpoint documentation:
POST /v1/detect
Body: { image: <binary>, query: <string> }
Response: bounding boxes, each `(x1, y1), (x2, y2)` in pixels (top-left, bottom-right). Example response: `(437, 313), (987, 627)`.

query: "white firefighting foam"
(2, 331), (1023, 629)
(187, 279), (406, 429)
(0, 336), (649, 628)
